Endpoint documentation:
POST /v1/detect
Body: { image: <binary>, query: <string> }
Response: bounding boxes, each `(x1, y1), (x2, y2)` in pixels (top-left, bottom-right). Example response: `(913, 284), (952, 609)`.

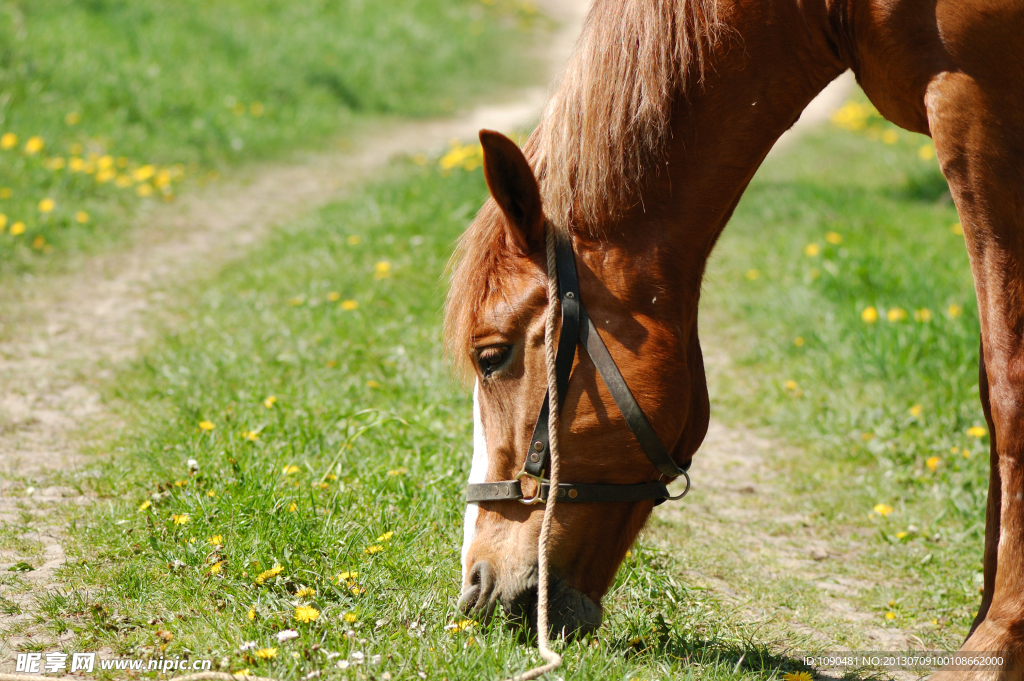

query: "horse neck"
(588, 0), (847, 306)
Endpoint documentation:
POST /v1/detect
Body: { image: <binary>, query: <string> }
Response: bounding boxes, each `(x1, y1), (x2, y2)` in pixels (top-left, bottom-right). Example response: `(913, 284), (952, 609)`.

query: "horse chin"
(458, 560), (603, 638)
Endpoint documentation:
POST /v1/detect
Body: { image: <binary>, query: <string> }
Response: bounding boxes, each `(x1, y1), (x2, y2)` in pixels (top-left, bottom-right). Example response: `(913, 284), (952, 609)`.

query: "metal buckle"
(514, 468), (548, 505)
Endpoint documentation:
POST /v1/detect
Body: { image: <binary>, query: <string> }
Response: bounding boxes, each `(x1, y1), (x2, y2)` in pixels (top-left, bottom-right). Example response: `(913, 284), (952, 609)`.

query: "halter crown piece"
(466, 226), (691, 506)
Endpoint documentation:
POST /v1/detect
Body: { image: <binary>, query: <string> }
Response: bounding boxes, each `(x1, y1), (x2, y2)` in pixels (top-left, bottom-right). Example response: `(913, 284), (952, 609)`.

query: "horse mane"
(529, 0), (723, 231)
(445, 0), (723, 372)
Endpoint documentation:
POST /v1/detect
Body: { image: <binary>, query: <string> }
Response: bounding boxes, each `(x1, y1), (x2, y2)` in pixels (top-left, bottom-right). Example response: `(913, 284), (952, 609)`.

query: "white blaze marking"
(461, 381), (489, 582)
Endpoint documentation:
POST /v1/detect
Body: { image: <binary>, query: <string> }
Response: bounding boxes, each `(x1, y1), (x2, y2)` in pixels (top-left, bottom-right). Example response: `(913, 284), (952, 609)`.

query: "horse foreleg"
(928, 70), (1024, 680)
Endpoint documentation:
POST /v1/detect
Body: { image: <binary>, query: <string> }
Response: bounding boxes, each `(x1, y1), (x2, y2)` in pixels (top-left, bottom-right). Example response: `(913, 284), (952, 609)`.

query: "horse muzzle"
(458, 559), (603, 638)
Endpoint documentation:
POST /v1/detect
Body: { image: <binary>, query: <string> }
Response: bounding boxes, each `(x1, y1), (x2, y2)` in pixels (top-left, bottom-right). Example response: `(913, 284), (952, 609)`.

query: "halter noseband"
(466, 228), (691, 506)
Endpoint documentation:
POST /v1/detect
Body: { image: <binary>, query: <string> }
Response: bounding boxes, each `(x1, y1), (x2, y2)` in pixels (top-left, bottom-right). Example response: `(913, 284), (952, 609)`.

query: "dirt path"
(0, 0), (590, 662)
(0, 3), (895, 673)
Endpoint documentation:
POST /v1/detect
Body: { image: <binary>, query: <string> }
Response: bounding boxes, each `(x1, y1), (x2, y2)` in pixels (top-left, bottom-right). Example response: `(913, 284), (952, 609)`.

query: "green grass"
(27, 96), (992, 677)
(39, 160), (819, 680)
(699, 102), (985, 646)
(0, 0), (540, 273)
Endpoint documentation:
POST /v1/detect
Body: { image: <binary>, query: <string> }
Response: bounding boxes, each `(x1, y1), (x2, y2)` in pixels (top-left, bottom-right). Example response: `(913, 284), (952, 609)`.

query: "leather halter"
(465, 228), (691, 506)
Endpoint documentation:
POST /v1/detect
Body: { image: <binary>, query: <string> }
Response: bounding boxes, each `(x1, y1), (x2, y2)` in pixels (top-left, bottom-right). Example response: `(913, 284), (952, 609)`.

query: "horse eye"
(476, 346), (510, 377)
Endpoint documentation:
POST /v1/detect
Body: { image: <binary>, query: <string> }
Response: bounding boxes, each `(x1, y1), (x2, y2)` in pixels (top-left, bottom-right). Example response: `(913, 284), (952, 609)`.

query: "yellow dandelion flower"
(896, 531), (908, 539)
(295, 587), (315, 598)
(250, 102), (265, 117)
(282, 465), (300, 475)
(967, 426), (988, 438)
(199, 420), (215, 431)
(65, 112), (81, 125)
(882, 130), (899, 144)
(783, 673), (814, 681)
(0, 214), (5, 231)
(207, 490), (216, 497)
(326, 291), (341, 302)
(136, 183), (154, 197)
(950, 222), (963, 235)
(804, 243), (820, 257)
(75, 211), (90, 224)
(909, 404), (923, 417)
(44, 157), (66, 170)
(255, 564), (283, 585)
(0, 133), (17, 150)
(950, 446), (960, 454)
(376, 531), (394, 542)
(364, 545), (384, 555)
(346, 235), (361, 246)
(24, 136), (44, 154)
(784, 380), (798, 391)
(343, 612), (357, 623)
(0, 187), (10, 198)
(793, 336), (805, 347)
(174, 479), (187, 487)
(948, 304), (963, 318)
(254, 648), (277, 659)
(208, 535), (223, 545)
(914, 308), (932, 322)
(10, 222), (26, 236)
(243, 430), (259, 441)
(885, 611), (896, 620)
(325, 359), (337, 366)
(926, 456), (941, 472)
(336, 571), (358, 581)
(341, 299), (358, 311)
(209, 561), (224, 575)
(115, 174), (132, 188)
(38, 198), (55, 213)
(350, 585), (363, 595)
(808, 267), (821, 280)
(887, 307), (907, 322)
(172, 513), (190, 525)
(374, 260), (392, 279)
(133, 165), (156, 182)
(96, 168), (116, 183)
(287, 297), (304, 306)
(263, 395), (277, 408)
(387, 468), (408, 476)
(745, 268), (760, 280)
(366, 380), (381, 389)
(287, 502), (297, 513)
(247, 608), (255, 621)
(294, 605), (319, 623)
(138, 500), (152, 511)
(873, 503), (894, 517)
(69, 157), (85, 172)
(825, 231), (842, 245)
(963, 449), (973, 459)
(32, 235), (46, 250)
(861, 306), (879, 323)
(918, 144), (935, 160)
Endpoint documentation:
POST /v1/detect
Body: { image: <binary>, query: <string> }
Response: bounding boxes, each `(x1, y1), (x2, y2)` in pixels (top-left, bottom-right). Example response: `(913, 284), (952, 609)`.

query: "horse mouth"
(458, 560), (603, 638)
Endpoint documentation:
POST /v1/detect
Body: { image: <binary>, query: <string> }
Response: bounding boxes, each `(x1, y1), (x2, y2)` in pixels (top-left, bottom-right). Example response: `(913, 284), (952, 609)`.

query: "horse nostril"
(457, 560), (497, 619)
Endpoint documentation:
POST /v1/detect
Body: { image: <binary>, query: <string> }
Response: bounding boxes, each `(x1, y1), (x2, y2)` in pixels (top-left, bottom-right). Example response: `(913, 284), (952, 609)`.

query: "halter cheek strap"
(466, 229), (691, 506)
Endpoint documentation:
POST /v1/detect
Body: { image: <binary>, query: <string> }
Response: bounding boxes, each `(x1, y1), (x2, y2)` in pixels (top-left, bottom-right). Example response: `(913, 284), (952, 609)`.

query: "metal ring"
(664, 469), (691, 501)
(514, 468), (547, 505)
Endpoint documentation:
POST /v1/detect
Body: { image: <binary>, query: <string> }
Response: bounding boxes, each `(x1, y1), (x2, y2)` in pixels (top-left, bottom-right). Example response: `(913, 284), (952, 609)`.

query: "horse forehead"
(474, 276), (548, 336)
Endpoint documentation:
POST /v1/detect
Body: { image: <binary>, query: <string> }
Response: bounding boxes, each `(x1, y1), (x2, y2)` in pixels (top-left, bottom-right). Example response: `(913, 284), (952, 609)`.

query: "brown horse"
(445, 0), (1024, 676)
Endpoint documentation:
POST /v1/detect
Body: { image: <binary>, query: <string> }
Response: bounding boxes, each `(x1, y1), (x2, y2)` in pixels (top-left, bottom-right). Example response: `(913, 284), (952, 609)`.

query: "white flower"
(370, 654), (382, 665)
(238, 641), (257, 651)
(350, 651), (365, 664)
(337, 660), (350, 669)
(276, 629), (299, 642)
(187, 458), (200, 472)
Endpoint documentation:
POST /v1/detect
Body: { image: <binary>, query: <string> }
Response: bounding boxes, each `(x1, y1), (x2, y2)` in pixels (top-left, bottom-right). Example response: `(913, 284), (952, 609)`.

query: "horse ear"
(479, 130), (544, 253)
